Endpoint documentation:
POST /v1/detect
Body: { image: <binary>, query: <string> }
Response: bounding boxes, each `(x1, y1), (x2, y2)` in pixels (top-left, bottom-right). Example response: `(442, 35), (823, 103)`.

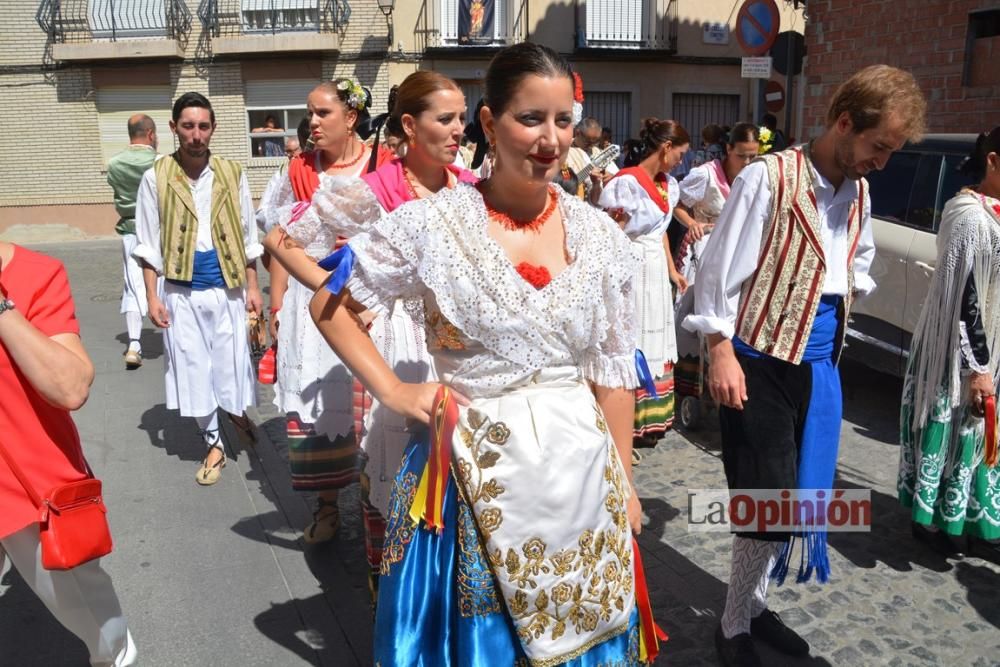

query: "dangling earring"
(398, 140), (408, 159)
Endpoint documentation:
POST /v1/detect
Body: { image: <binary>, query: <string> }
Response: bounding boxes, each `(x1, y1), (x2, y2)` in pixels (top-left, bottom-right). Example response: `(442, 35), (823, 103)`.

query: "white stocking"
(720, 537), (782, 638)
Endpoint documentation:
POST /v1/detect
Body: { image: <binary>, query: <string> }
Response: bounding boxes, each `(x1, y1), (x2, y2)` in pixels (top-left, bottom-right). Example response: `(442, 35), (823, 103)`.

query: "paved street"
(3, 239), (1000, 666)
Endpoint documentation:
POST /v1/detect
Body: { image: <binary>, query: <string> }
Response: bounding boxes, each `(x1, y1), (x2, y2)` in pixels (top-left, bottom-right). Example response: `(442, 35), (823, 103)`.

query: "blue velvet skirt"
(373, 433), (642, 666)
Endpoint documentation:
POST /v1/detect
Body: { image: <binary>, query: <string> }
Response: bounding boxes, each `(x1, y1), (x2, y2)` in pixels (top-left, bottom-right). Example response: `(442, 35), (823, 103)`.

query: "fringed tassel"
(770, 531), (831, 585)
(633, 538), (668, 663)
(770, 538), (794, 586)
(317, 245), (356, 295)
(985, 396), (998, 468)
(408, 386), (458, 533)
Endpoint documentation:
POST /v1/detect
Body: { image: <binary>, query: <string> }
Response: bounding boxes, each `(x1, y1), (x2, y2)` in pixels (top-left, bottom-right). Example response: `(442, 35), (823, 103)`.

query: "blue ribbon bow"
(634, 349), (658, 398)
(318, 245), (356, 295)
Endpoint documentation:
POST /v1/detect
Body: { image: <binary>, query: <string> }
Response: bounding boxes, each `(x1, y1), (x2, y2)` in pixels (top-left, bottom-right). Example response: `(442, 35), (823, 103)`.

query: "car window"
(938, 154), (979, 228)
(905, 155), (942, 231)
(867, 152), (919, 224)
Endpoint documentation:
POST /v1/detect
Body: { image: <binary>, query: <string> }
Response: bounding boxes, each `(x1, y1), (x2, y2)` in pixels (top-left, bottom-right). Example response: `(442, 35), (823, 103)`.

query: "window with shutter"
(585, 0), (642, 47)
(582, 92), (632, 154)
(245, 80), (314, 159)
(88, 0), (168, 39)
(241, 0), (319, 33)
(671, 93), (740, 146)
(96, 86), (173, 166)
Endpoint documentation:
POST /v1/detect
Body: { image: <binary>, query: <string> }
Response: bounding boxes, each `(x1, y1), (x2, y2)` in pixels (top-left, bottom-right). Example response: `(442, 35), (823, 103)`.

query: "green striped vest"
(155, 153), (248, 288)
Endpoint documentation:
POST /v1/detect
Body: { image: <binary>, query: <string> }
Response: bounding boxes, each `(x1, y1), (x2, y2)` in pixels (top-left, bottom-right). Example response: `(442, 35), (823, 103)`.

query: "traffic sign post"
(736, 0), (781, 56)
(764, 80), (785, 112)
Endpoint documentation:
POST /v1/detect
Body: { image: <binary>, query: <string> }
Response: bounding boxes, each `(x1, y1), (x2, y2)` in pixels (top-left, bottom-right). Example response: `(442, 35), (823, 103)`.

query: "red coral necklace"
(476, 181), (558, 233)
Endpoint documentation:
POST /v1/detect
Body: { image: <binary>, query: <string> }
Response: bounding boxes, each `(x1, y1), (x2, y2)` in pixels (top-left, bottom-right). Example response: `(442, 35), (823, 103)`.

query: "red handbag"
(0, 443), (112, 570)
(258, 345), (277, 384)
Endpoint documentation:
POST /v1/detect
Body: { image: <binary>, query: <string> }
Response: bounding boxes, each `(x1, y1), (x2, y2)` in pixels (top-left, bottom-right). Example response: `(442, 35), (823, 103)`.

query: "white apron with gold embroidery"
(453, 368), (635, 665)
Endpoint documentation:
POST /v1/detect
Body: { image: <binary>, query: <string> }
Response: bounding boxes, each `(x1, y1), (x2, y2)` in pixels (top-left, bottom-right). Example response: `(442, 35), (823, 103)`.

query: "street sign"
(703, 22), (730, 45)
(736, 0), (781, 56)
(741, 56), (773, 79)
(771, 31), (806, 76)
(765, 80), (785, 112)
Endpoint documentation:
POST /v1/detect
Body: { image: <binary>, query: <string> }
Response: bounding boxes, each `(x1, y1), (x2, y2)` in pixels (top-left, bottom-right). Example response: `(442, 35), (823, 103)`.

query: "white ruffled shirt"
(598, 172), (679, 238)
(685, 160), (877, 339)
(342, 184), (642, 399)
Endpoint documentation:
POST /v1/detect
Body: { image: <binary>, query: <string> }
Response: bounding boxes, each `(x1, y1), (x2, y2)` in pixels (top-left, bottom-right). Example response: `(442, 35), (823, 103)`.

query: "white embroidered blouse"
(336, 183), (641, 399)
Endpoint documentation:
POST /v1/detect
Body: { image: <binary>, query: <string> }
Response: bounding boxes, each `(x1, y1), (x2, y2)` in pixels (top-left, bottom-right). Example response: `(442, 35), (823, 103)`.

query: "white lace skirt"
(634, 233), (677, 373)
(274, 277), (354, 438)
(362, 299), (435, 516)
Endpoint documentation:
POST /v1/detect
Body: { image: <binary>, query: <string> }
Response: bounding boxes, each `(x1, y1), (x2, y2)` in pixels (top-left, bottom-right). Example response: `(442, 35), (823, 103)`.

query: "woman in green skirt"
(899, 126), (1000, 557)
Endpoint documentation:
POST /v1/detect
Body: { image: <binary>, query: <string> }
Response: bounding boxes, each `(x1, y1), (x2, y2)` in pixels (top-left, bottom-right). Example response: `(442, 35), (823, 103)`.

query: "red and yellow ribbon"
(633, 537), (668, 663)
(409, 386), (459, 532)
(986, 395), (998, 468)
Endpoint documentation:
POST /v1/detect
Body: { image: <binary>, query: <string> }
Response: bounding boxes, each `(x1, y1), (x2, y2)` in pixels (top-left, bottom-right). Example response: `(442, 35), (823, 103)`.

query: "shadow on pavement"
(137, 403), (203, 463)
(955, 560), (1000, 630)
(0, 565), (90, 665)
(114, 328), (164, 360)
(828, 480), (955, 574)
(638, 497), (833, 666)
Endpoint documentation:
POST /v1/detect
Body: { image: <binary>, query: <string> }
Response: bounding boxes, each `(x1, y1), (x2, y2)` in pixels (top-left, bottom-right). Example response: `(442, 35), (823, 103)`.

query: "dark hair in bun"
(384, 72), (461, 141)
(726, 122), (760, 147)
(960, 126), (1000, 181)
(623, 118), (690, 167)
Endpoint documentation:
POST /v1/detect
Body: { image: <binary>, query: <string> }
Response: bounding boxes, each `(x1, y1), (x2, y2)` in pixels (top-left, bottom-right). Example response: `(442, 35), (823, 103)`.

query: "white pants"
(0, 524), (137, 666)
(119, 234), (148, 317)
(162, 282), (256, 417)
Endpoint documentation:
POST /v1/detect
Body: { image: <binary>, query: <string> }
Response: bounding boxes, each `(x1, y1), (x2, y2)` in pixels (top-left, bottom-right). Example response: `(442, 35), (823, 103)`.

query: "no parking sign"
(736, 0), (781, 56)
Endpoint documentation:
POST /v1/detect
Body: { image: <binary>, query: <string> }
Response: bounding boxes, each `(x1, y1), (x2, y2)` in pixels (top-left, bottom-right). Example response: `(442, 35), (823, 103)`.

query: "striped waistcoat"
(155, 154), (248, 288)
(734, 146), (867, 365)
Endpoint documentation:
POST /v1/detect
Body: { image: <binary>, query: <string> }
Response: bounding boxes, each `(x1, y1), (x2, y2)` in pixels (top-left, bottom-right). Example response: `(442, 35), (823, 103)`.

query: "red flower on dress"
(515, 262), (552, 289)
(993, 203), (1000, 218)
(573, 72), (585, 103)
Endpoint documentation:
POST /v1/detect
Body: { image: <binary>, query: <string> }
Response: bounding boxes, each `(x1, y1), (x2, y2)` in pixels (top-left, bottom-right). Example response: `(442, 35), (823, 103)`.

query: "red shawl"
(610, 166), (670, 214)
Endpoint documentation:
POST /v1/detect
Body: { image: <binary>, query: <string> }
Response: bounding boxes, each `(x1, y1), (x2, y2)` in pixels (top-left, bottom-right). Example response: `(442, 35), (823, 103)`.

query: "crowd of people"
(4, 38), (1000, 667)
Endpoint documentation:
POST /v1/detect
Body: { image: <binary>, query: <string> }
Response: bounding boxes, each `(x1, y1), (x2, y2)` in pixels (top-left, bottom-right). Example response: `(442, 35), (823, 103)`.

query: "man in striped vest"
(685, 66), (927, 667)
(133, 92), (264, 487)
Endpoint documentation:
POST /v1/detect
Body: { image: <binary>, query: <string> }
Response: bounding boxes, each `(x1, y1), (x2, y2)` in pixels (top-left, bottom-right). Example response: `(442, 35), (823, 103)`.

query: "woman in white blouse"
(600, 119), (691, 456)
(306, 43), (664, 666)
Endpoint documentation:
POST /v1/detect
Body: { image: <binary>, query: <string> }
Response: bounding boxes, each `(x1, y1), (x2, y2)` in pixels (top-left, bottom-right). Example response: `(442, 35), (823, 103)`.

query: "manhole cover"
(90, 293), (120, 303)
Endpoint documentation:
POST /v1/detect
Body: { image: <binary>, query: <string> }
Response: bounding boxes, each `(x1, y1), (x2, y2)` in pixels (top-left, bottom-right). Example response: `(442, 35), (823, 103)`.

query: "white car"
(846, 134), (978, 376)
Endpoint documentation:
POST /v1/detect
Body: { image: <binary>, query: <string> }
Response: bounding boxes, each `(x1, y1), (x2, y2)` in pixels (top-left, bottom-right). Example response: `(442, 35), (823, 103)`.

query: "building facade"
(801, 0), (999, 138)
(0, 0), (803, 239)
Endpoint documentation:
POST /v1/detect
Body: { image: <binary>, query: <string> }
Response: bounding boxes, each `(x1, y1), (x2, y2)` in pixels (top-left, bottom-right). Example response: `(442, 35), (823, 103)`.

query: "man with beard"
(133, 92), (263, 486)
(684, 65), (926, 666)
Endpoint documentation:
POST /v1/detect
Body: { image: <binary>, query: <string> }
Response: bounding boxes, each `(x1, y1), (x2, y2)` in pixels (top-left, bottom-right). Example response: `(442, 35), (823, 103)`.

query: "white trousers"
(0, 524), (137, 666)
(119, 234), (148, 317)
(162, 282), (256, 418)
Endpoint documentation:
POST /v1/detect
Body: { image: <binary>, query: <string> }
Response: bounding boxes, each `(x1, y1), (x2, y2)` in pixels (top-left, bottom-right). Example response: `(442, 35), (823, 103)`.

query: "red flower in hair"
(993, 203), (1000, 218)
(573, 72), (585, 104)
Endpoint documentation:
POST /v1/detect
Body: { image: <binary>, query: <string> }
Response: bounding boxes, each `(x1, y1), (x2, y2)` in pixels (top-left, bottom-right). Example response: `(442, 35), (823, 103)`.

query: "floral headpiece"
(757, 126), (774, 155)
(572, 72), (584, 126)
(335, 78), (367, 112)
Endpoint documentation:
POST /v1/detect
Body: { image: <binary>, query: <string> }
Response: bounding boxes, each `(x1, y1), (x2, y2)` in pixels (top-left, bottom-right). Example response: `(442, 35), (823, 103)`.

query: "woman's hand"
(670, 270), (689, 295)
(969, 371), (994, 417)
(628, 486), (643, 535)
(381, 381), (470, 425)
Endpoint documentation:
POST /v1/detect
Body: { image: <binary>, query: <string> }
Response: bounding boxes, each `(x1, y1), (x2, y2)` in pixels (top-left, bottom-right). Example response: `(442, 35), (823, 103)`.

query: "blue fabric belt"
(166, 250), (226, 290)
(733, 294), (840, 363)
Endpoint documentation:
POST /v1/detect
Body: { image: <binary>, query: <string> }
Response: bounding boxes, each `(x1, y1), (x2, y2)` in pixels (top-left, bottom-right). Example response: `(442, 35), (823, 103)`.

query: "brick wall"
(802, 0), (999, 138)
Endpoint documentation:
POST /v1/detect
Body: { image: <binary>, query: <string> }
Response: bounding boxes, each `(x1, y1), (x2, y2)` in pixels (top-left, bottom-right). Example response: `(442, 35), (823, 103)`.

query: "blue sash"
(166, 250), (226, 290)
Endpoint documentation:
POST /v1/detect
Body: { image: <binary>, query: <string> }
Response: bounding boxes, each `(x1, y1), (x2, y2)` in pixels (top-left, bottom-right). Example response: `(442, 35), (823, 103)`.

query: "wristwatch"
(0, 298), (15, 317)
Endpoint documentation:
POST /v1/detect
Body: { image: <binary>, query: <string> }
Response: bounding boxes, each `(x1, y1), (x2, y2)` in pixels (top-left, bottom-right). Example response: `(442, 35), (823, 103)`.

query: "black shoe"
(715, 624), (762, 667)
(911, 522), (964, 557)
(749, 609), (809, 656)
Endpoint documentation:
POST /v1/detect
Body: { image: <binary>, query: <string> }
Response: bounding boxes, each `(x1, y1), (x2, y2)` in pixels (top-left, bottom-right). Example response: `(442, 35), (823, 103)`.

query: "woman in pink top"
(264, 70), (475, 597)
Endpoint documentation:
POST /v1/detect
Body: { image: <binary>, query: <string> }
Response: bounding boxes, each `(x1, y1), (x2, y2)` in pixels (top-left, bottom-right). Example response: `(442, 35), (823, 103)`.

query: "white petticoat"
(274, 276), (354, 438)
(633, 233), (677, 373)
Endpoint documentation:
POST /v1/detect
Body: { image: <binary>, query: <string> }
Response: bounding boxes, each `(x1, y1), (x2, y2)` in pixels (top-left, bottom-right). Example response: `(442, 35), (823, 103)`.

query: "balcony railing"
(198, 0), (350, 38)
(416, 0), (527, 51)
(575, 0), (677, 51)
(36, 0), (192, 43)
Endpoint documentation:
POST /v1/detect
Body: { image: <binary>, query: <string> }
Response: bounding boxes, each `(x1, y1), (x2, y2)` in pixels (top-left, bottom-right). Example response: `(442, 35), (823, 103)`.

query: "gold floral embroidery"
(457, 497), (503, 617)
(486, 459), (633, 649)
(426, 309), (465, 350)
(454, 417), (510, 539)
(595, 406), (608, 434)
(379, 471), (419, 576)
